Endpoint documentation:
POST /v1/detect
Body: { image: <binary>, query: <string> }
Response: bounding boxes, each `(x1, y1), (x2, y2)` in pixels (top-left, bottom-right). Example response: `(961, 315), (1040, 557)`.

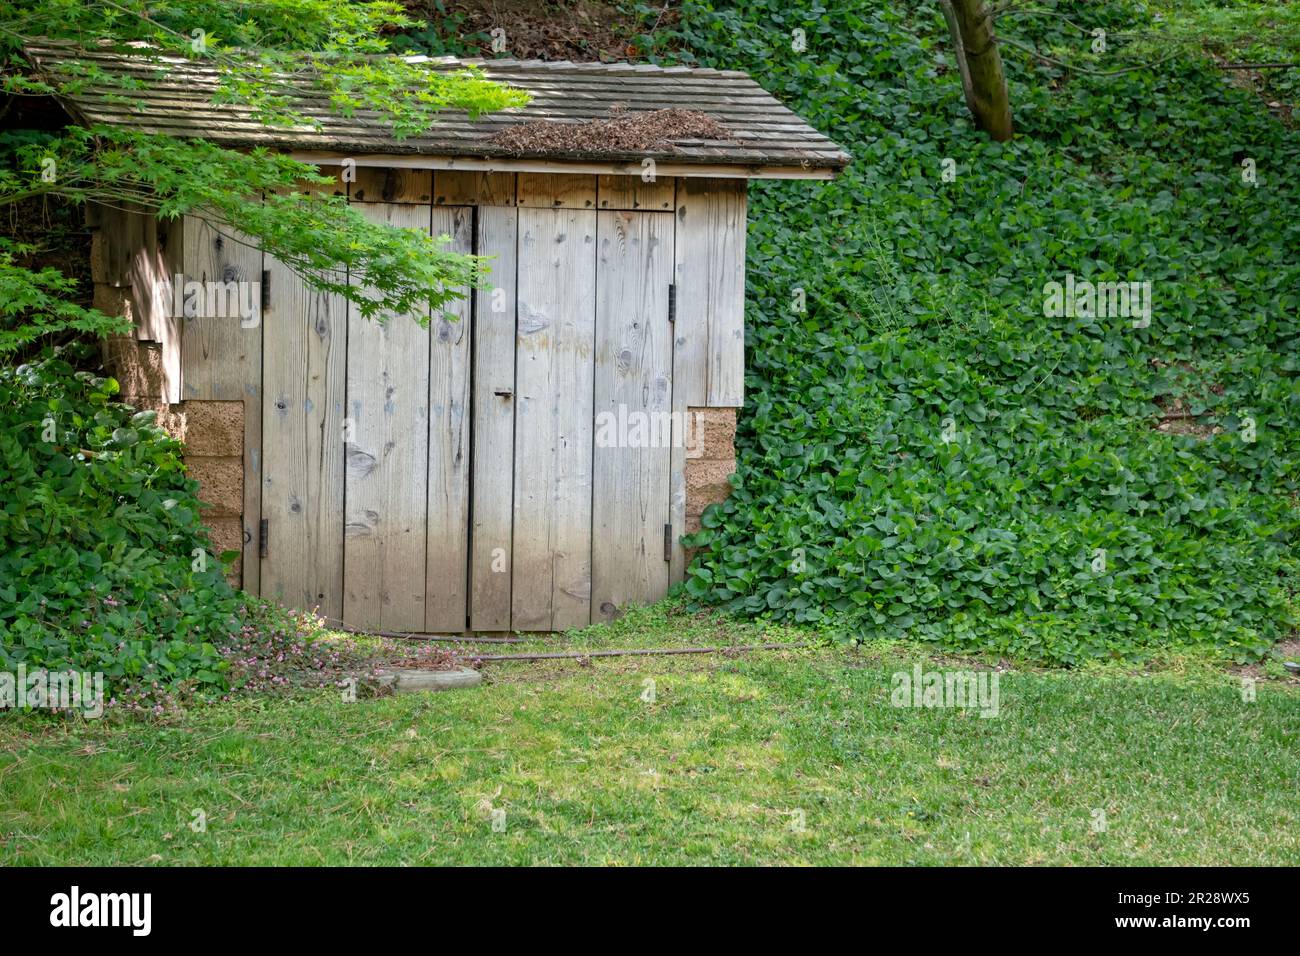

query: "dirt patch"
(1213, 56), (1296, 129)
(1154, 409), (1220, 439)
(383, 647), (461, 671)
(1272, 637), (1300, 662)
(1150, 359), (1224, 439)
(490, 108), (732, 156)
(399, 0), (664, 62)
(1231, 635), (1300, 682)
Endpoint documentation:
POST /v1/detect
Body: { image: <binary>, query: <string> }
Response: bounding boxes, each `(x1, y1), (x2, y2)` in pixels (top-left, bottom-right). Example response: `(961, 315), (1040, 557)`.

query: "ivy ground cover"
(671, 1), (1300, 665)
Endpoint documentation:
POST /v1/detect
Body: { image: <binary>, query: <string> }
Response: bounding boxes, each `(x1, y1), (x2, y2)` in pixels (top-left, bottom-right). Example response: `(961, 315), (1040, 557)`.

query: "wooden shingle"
(25, 43), (850, 179)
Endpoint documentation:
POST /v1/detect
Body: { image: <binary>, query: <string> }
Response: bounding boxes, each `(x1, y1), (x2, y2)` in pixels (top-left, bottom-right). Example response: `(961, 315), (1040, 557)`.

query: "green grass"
(1147, 0), (1300, 104)
(2, 608), (1297, 865)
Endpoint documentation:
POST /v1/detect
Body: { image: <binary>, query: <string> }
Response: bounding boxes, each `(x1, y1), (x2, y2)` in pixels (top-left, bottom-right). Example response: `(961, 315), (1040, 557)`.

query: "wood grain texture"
(425, 206), (474, 631)
(513, 207), (597, 630)
(591, 211), (675, 620)
(517, 173), (597, 209)
(92, 205), (181, 403)
(267, 164), (348, 198)
(92, 202), (148, 288)
(597, 175), (675, 211)
(435, 170), (516, 206)
(349, 166), (433, 204)
(668, 416), (689, 585)
(298, 153), (837, 181)
(470, 205), (519, 630)
(673, 178), (747, 408)
(344, 202), (431, 631)
(705, 181), (747, 406)
(180, 213), (264, 592)
(259, 250), (347, 621)
(150, 214), (183, 404)
(124, 212), (160, 341)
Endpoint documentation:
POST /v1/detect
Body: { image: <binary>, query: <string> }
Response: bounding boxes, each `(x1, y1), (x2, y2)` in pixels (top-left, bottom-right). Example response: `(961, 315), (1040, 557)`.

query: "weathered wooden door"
(510, 206), (599, 630)
(258, 241), (346, 622)
(477, 206), (677, 631)
(260, 202), (473, 633)
(258, 196), (678, 633)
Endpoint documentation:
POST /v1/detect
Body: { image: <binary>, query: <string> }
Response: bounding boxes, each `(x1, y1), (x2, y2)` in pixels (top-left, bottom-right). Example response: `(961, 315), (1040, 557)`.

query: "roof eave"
(284, 149), (848, 181)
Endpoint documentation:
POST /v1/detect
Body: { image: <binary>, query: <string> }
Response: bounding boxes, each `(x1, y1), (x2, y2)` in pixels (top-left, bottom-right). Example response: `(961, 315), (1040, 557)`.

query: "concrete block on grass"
(369, 667), (482, 695)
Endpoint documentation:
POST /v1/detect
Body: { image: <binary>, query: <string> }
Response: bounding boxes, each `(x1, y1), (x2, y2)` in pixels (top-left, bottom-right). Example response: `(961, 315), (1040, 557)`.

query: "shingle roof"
(24, 42), (850, 178)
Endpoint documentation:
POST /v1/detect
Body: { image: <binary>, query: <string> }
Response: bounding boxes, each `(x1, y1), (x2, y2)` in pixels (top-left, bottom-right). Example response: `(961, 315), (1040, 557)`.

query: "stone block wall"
(685, 406), (738, 536)
(175, 403), (245, 582)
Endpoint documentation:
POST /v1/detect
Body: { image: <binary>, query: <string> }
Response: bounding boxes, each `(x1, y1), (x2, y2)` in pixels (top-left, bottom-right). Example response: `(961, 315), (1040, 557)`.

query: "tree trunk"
(941, 0), (1013, 141)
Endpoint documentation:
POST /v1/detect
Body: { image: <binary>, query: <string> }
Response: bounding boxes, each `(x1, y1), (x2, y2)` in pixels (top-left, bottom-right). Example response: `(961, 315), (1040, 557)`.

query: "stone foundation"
(181, 425), (245, 580)
(97, 312), (244, 585)
(685, 406), (738, 536)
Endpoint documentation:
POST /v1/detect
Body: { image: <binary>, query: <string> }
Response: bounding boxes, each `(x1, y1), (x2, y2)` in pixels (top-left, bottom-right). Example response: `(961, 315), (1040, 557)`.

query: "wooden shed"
(29, 44), (849, 633)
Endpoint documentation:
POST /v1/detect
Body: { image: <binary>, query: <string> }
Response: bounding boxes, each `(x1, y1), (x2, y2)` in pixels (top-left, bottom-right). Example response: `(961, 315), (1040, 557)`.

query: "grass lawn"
(1, 608), (1297, 866)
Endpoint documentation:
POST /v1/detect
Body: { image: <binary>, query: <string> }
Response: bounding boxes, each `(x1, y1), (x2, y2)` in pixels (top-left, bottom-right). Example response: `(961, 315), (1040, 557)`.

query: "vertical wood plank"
(425, 206), (474, 631)
(92, 202), (147, 287)
(513, 207), (597, 630)
(470, 205), (519, 631)
(592, 211), (675, 620)
(670, 182), (699, 582)
(668, 421), (689, 584)
(127, 213), (160, 341)
(673, 178), (747, 408)
(95, 203), (173, 400)
(260, 253), (347, 621)
(180, 213), (263, 593)
(707, 181), (746, 406)
(344, 203), (431, 631)
(155, 215), (183, 405)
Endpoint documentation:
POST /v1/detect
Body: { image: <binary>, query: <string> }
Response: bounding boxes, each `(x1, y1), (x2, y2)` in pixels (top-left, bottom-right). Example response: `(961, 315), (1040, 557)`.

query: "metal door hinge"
(259, 518), (269, 558)
(667, 284), (676, 323)
(261, 270), (271, 311)
(663, 522), (673, 562)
